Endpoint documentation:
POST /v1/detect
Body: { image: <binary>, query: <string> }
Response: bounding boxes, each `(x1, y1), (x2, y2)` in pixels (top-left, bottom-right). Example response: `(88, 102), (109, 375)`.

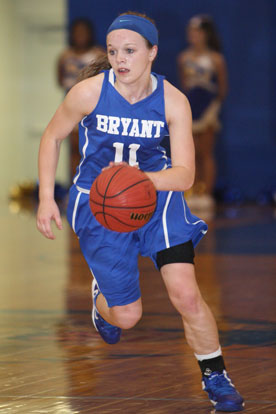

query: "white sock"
(195, 346), (222, 361)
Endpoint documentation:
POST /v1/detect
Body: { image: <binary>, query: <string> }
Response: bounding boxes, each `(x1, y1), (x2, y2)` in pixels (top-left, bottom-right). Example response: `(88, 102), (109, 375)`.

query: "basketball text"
(96, 115), (165, 138)
(130, 212), (154, 221)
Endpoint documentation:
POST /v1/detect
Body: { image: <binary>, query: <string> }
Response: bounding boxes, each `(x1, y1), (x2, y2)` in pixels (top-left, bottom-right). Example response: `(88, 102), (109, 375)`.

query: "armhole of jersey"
(109, 68), (115, 86)
(160, 77), (170, 134)
(81, 70), (109, 122)
(151, 74), (158, 92)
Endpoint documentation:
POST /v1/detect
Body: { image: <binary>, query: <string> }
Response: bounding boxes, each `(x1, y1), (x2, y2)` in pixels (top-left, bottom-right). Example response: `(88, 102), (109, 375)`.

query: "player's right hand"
(102, 161), (139, 171)
(36, 199), (63, 240)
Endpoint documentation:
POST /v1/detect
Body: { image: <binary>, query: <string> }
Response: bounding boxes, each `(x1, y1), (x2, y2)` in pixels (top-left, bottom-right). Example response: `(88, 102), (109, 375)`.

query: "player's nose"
(116, 50), (126, 64)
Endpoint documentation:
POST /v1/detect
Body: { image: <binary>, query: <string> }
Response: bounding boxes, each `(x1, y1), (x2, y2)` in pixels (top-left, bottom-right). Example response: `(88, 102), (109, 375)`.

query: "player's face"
(107, 29), (157, 84)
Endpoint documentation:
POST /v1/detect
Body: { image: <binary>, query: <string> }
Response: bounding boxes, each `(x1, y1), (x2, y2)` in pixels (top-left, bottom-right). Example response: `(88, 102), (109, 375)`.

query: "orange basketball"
(89, 165), (157, 232)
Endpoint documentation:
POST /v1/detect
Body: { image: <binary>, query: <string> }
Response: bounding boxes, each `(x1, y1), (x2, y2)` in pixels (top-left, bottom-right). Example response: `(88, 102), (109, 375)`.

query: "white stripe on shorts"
(181, 192), (206, 228)
(162, 191), (173, 248)
(76, 185), (90, 194)
(73, 116), (89, 185)
(72, 191), (82, 233)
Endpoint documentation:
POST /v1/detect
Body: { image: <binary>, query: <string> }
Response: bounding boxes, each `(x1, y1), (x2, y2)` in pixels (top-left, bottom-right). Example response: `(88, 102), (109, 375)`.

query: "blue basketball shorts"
(67, 185), (207, 308)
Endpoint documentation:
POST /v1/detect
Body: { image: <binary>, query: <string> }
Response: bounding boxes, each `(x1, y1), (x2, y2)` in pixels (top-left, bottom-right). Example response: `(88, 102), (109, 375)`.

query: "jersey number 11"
(113, 142), (141, 167)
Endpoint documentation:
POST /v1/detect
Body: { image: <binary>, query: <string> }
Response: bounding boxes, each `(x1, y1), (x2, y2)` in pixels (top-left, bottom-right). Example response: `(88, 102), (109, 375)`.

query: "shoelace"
(207, 374), (236, 396)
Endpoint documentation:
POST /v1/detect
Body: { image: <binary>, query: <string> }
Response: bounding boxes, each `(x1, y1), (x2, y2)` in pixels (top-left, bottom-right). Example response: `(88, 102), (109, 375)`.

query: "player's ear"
(149, 45), (158, 62)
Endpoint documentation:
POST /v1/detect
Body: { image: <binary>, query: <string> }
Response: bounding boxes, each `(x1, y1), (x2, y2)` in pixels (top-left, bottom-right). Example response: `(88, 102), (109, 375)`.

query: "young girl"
(37, 12), (243, 412)
(177, 15), (228, 208)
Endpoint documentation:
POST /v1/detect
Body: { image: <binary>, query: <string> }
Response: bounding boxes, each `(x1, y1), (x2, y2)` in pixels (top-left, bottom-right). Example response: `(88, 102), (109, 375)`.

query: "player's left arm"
(145, 81), (195, 192)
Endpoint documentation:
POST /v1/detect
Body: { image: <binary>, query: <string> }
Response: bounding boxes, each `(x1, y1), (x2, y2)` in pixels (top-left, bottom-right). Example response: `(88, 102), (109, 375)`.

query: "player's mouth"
(118, 68), (130, 74)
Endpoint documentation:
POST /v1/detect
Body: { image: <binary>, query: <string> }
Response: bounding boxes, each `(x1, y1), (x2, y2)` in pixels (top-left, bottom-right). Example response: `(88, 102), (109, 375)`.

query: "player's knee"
(169, 288), (202, 316)
(111, 304), (142, 330)
(116, 312), (142, 330)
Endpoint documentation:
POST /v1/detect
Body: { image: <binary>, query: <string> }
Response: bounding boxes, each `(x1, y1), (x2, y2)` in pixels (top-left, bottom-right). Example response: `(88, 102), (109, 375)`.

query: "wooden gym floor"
(0, 200), (275, 413)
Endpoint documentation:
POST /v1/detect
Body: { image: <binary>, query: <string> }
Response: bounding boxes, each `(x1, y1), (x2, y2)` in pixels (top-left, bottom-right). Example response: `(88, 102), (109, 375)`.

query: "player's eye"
(108, 49), (115, 56)
(126, 48), (134, 54)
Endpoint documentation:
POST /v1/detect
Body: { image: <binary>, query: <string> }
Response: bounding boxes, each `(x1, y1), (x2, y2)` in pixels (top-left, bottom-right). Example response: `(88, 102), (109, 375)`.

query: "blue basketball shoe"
(92, 278), (121, 344)
(202, 370), (244, 412)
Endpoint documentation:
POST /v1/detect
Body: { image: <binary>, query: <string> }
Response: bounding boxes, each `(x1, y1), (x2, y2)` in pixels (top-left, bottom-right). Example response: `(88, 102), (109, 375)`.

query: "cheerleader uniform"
(181, 54), (221, 134)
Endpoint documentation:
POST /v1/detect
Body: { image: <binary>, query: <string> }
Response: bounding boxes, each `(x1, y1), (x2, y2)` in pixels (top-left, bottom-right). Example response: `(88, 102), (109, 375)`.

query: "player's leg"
(87, 237), (142, 344)
(67, 186), (142, 344)
(141, 190), (243, 410)
(161, 261), (219, 354)
(158, 249), (244, 412)
(91, 276), (142, 344)
(95, 287), (142, 330)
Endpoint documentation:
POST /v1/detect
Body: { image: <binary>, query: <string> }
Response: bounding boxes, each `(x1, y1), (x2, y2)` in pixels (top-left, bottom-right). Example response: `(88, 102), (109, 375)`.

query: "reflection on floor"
(0, 202), (275, 413)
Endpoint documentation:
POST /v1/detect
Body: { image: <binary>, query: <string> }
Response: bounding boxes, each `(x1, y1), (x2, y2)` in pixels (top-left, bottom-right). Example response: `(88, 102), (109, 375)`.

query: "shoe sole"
(213, 401), (245, 412)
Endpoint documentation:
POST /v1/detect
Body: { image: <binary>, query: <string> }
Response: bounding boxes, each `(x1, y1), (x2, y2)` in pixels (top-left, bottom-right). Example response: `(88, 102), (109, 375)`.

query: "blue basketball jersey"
(73, 69), (170, 191)
(67, 69), (208, 307)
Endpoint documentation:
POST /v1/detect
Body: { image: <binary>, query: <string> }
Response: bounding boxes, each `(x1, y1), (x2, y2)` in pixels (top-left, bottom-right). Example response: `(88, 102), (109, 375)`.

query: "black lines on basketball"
(105, 178), (150, 199)
(89, 165), (157, 232)
(102, 166), (125, 228)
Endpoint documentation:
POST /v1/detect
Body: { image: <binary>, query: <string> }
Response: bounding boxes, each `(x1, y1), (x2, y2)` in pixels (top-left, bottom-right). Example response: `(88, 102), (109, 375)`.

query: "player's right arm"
(37, 74), (103, 239)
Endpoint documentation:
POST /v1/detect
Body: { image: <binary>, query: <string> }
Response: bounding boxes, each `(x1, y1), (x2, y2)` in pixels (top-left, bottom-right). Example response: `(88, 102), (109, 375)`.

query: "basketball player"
(37, 12), (244, 412)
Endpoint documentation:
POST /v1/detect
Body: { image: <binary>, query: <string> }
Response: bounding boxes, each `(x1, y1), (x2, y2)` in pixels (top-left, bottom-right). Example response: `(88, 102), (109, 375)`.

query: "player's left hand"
(36, 198), (63, 240)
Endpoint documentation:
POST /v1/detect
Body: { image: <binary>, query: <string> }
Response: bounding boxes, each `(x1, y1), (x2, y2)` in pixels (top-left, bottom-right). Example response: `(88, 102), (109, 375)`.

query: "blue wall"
(68, 0), (276, 201)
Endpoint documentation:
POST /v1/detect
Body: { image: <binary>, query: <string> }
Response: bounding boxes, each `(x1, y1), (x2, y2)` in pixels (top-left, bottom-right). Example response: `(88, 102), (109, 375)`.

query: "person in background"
(57, 18), (106, 178)
(177, 15), (228, 210)
(57, 18), (105, 92)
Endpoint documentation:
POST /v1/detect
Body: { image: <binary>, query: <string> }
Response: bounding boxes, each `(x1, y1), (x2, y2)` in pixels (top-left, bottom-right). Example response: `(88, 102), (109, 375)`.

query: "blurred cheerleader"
(178, 15), (228, 208)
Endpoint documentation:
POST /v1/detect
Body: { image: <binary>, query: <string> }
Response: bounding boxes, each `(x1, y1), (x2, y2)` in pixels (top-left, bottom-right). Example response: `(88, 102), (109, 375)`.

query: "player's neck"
(114, 72), (153, 104)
